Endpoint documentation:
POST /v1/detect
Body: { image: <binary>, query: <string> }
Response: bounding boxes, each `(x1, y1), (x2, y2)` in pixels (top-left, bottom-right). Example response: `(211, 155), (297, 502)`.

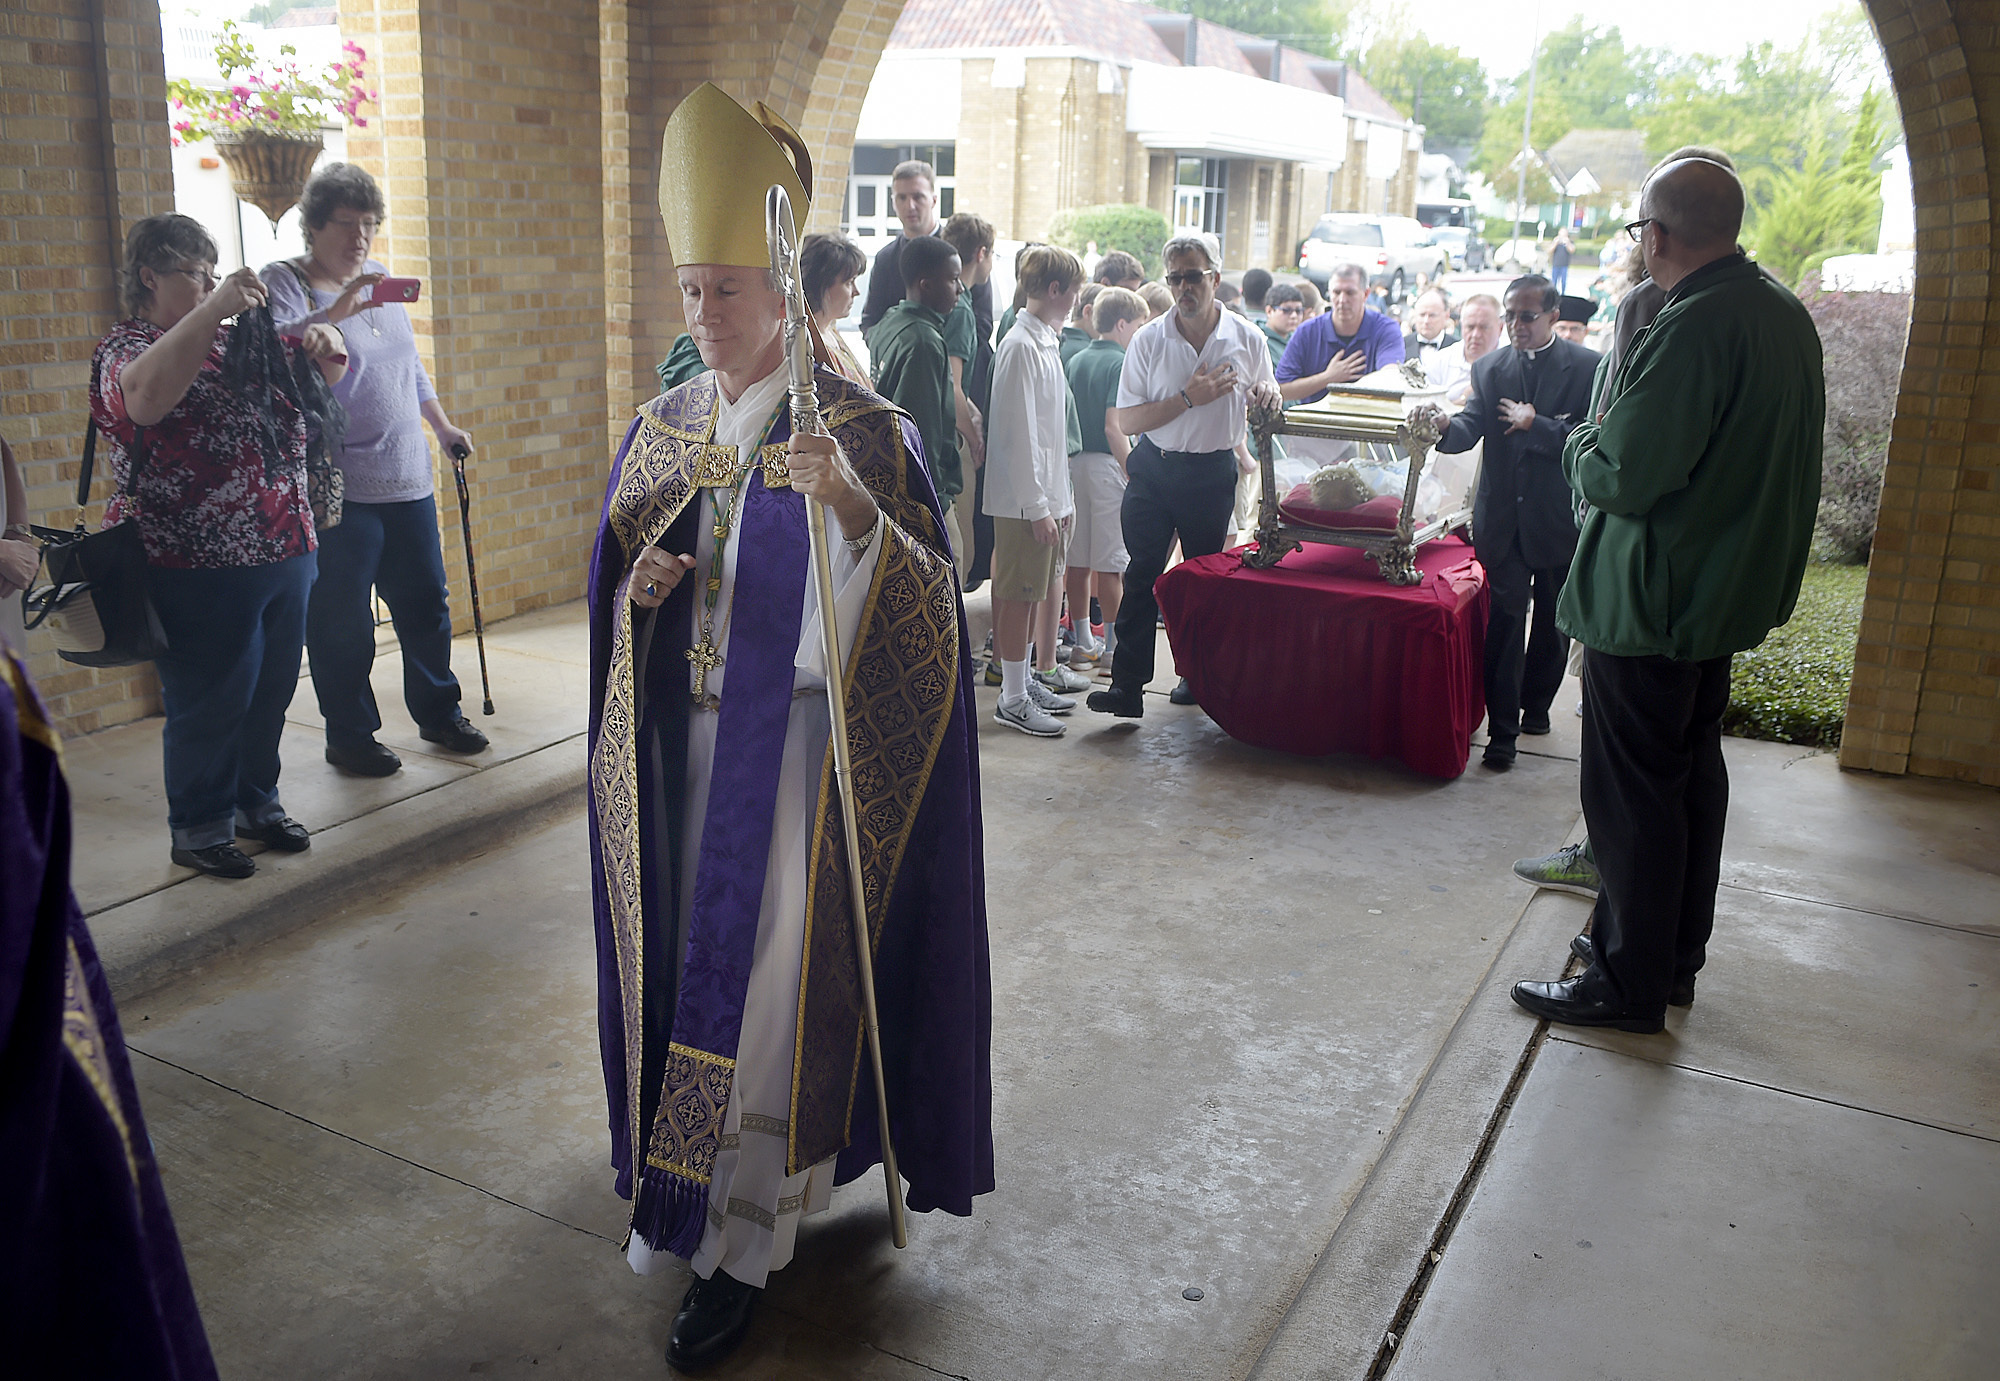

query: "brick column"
(2, 0), (175, 732)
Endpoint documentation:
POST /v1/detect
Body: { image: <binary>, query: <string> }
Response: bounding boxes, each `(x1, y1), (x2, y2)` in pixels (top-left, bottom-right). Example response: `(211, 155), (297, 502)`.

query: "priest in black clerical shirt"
(1426, 274), (1597, 771)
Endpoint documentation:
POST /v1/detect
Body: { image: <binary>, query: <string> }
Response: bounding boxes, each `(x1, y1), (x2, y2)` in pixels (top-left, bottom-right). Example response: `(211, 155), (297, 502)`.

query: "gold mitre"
(659, 83), (813, 269)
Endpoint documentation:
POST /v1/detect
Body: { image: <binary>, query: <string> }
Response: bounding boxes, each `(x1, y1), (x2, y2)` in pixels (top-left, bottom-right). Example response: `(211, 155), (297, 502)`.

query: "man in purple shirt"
(1277, 262), (1406, 403)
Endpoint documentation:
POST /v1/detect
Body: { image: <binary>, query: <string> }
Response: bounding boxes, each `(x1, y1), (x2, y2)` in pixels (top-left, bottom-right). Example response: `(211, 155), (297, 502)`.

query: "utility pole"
(1514, 1), (1542, 263)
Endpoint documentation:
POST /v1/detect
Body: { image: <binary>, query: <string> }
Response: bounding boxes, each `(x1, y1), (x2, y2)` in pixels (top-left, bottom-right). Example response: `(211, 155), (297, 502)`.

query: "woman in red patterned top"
(90, 214), (347, 879)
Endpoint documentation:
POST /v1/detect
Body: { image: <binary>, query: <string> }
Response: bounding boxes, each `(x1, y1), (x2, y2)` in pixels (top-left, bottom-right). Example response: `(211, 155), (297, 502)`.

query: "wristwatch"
(1179, 389), (1195, 410)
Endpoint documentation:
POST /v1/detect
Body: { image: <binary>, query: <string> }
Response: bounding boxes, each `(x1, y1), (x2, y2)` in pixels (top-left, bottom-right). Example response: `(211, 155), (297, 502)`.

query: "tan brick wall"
(2, 0), (175, 733)
(1843, 0), (2000, 785)
(337, 0), (608, 634)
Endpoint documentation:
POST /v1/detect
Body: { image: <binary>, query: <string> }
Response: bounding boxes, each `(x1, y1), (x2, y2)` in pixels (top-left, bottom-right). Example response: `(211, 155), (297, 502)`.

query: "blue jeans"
(149, 551), (317, 850)
(306, 496), (461, 746)
(1551, 264), (1570, 294)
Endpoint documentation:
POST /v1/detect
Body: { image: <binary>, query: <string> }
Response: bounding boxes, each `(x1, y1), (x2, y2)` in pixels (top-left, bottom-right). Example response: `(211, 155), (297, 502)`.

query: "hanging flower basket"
(169, 22), (376, 224)
(212, 129), (327, 226)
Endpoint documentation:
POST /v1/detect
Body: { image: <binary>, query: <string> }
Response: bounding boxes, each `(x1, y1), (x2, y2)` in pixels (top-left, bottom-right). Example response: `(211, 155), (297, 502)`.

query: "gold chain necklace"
(686, 396), (787, 708)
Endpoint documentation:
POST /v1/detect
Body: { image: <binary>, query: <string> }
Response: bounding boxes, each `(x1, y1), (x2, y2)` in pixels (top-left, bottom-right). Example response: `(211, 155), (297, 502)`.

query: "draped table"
(1154, 537), (1488, 780)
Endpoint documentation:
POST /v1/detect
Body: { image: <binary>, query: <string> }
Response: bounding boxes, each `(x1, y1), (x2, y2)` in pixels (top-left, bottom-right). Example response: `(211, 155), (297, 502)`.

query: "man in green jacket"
(869, 234), (964, 523)
(1511, 156), (1824, 1034)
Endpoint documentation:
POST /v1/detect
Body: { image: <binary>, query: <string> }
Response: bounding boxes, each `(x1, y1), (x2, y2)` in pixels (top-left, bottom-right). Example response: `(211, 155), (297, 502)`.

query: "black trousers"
(1481, 539), (1570, 741)
(1110, 439), (1236, 693)
(1578, 648), (1733, 1013)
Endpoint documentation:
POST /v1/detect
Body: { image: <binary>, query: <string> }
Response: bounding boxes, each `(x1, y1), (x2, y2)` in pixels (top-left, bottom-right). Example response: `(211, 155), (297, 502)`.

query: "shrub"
(1723, 563), (1868, 747)
(1800, 279), (1909, 564)
(1046, 204), (1173, 279)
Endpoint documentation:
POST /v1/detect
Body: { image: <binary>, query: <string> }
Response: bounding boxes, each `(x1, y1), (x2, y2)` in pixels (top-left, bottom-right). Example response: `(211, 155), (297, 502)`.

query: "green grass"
(1724, 562), (1870, 747)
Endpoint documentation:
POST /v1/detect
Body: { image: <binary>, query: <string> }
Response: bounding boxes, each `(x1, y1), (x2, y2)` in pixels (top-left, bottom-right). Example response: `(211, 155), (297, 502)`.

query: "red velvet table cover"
(1154, 537), (1489, 779)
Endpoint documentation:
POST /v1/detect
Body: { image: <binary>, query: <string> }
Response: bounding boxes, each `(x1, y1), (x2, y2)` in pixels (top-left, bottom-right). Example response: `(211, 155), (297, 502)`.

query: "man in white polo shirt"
(1087, 232), (1280, 719)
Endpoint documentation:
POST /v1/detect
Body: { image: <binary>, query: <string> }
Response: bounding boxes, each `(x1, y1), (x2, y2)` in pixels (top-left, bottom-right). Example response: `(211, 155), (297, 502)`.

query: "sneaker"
(983, 659), (1003, 687)
(171, 841), (257, 879)
(1025, 677), (1075, 714)
(1513, 842), (1601, 898)
(1068, 639), (1102, 667)
(1035, 664), (1092, 694)
(994, 695), (1066, 737)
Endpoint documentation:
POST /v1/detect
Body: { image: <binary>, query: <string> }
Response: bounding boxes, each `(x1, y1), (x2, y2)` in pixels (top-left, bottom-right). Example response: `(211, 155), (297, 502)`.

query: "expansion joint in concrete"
(1363, 1009), (1561, 1379)
(127, 1046), (617, 1244)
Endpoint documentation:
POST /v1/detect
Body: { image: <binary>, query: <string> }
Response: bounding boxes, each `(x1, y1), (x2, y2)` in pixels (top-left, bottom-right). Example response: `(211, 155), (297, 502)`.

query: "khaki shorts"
(1067, 451), (1130, 573)
(991, 514), (1070, 603)
(946, 488), (977, 583)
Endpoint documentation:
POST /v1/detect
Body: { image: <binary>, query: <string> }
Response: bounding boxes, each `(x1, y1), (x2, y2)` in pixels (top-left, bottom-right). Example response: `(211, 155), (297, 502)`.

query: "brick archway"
(1843, 0), (1999, 784)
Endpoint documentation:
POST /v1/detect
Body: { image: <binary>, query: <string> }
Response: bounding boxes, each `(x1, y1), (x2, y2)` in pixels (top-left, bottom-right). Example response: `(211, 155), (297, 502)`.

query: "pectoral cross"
(686, 637), (723, 708)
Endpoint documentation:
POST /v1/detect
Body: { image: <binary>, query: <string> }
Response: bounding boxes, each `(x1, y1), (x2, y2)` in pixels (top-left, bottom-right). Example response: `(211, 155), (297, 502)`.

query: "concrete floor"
(93, 600), (2000, 1379)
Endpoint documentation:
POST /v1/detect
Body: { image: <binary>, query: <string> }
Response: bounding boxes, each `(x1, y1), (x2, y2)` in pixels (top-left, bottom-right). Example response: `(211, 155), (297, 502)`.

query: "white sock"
(1000, 657), (1030, 704)
(1102, 623), (1118, 658)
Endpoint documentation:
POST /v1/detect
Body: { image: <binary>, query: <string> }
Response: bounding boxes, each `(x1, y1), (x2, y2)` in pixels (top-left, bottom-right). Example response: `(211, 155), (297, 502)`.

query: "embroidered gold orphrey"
(591, 372), (960, 1232)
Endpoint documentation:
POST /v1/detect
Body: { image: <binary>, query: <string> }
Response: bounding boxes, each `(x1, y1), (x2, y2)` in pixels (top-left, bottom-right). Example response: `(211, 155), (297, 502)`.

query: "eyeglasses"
(1162, 270), (1213, 288)
(1500, 309), (1550, 323)
(168, 267), (218, 288)
(1623, 218), (1662, 243)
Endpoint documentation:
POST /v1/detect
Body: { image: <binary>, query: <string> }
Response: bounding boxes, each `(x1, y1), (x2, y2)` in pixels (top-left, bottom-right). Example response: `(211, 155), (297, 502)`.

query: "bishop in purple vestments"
(584, 84), (992, 1372)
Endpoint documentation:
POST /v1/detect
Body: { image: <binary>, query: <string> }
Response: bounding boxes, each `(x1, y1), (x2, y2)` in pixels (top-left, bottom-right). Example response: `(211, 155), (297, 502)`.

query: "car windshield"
(1311, 218), (1383, 247)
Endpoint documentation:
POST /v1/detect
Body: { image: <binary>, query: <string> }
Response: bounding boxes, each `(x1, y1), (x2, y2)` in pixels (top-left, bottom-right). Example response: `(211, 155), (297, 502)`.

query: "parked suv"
(1297, 214), (1449, 302)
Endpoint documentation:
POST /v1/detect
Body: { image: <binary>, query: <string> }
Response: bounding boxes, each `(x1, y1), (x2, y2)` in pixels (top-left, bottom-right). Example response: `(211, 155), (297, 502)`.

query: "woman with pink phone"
(262, 162), (490, 778)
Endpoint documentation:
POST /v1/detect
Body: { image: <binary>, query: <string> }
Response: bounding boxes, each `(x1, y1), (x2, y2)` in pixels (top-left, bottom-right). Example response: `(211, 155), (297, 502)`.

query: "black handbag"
(20, 420), (169, 667)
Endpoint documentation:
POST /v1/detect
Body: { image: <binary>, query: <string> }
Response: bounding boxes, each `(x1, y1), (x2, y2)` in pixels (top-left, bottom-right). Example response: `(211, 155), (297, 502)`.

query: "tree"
(244, 0), (324, 23)
(1471, 22), (1656, 185)
(1745, 87), (1891, 289)
(1181, 0), (1357, 58)
(1355, 34), (1487, 147)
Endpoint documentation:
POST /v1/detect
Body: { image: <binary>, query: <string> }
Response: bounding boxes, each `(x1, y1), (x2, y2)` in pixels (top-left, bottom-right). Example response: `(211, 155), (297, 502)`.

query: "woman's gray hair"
(121, 213), (219, 317)
(1161, 232), (1223, 272)
(298, 161), (388, 232)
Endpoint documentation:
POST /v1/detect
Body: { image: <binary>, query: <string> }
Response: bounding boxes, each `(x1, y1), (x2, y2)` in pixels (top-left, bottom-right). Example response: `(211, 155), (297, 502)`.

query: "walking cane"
(767, 184), (908, 1250)
(448, 442), (496, 715)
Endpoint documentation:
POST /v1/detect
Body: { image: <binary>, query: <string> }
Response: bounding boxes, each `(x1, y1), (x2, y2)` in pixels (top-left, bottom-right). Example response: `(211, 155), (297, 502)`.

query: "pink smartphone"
(371, 276), (422, 303)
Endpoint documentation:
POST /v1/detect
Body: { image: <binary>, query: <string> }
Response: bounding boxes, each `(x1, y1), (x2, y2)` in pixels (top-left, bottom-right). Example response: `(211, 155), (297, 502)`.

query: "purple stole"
(631, 457), (810, 1257)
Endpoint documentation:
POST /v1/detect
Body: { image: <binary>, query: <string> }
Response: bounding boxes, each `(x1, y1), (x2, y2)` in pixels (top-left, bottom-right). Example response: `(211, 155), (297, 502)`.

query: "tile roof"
(886, 0), (1412, 124)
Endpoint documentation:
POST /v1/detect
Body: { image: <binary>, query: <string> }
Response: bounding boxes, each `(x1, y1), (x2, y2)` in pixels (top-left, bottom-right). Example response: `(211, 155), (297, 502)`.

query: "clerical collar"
(1517, 342), (1550, 360)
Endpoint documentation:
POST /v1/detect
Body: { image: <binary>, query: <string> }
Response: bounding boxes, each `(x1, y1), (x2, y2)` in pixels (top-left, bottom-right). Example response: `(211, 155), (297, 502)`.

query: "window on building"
(845, 143), (956, 239)
(1174, 155), (1227, 236)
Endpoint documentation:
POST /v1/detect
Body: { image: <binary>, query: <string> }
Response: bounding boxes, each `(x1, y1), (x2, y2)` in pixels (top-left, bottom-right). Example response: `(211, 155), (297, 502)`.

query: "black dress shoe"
(1168, 677), (1198, 706)
(170, 842), (257, 879)
(326, 739), (402, 777)
(1511, 976), (1664, 1032)
(1482, 737), (1518, 769)
(1568, 935), (1696, 1006)
(420, 713), (490, 754)
(666, 1270), (760, 1374)
(1522, 711), (1552, 735)
(1086, 685), (1145, 718)
(239, 817), (311, 852)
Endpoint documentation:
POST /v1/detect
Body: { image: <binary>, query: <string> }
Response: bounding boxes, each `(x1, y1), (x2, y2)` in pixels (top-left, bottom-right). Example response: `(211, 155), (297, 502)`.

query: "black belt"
(1137, 436), (1233, 463)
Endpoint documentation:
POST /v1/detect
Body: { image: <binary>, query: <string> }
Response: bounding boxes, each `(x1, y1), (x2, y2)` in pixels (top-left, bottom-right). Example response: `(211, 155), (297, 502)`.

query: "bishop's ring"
(645, 580), (658, 598)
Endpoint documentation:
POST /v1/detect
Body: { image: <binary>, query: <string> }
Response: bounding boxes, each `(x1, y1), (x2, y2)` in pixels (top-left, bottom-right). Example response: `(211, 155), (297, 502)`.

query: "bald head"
(1642, 158), (1745, 255)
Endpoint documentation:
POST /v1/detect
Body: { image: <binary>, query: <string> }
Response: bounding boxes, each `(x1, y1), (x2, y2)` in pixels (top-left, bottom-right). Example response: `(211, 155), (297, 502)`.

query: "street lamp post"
(1513, 0), (1542, 264)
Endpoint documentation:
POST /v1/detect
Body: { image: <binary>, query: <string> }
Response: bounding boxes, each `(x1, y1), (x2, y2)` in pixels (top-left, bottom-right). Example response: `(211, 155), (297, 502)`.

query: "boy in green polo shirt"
(1062, 286), (1148, 670)
(869, 235), (963, 519)
(941, 212), (995, 585)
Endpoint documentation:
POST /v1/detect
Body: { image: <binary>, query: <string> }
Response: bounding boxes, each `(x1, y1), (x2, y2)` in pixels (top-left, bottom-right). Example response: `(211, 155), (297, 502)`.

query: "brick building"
(845, 0), (1425, 271)
(1, 0), (1996, 785)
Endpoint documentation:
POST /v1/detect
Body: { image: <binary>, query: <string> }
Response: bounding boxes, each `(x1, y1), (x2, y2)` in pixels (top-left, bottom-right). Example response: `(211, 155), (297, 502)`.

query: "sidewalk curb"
(1245, 824), (1592, 1381)
(93, 737), (587, 1001)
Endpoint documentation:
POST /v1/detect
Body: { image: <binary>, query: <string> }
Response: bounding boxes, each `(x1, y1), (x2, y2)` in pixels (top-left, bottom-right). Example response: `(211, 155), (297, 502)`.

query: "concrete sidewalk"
(74, 601), (596, 996)
(70, 593), (1998, 1377)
